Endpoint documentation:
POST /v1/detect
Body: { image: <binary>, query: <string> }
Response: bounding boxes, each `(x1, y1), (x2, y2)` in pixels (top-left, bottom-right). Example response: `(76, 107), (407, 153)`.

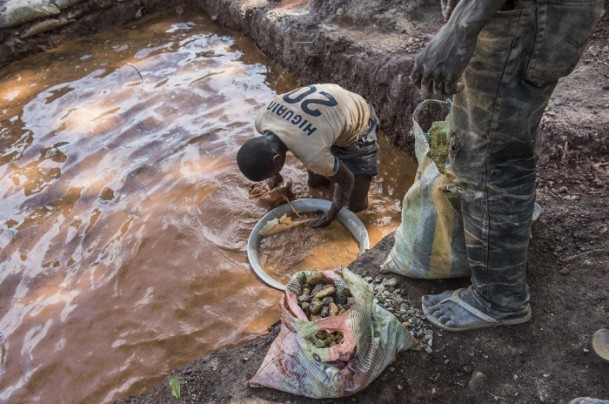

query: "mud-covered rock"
(294, 272), (353, 320)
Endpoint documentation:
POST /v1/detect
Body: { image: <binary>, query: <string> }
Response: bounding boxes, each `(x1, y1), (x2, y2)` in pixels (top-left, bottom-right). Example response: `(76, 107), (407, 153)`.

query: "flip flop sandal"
(422, 288), (531, 332)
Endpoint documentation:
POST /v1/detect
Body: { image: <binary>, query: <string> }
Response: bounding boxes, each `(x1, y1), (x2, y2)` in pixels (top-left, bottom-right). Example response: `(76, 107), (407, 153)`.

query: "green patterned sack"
(381, 99), (469, 279)
(249, 268), (414, 398)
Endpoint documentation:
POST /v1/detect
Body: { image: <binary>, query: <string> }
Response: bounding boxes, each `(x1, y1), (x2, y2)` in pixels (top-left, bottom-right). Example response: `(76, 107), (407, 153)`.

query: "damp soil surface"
(120, 1), (609, 403)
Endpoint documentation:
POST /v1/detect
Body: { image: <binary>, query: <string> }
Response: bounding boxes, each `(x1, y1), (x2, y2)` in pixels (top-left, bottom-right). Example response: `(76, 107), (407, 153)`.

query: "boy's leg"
(349, 174), (373, 213)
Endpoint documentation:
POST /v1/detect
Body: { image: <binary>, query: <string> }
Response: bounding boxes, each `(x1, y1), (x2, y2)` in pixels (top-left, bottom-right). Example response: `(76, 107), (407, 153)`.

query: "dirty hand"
(410, 25), (476, 96)
(311, 211), (335, 229)
(412, 0), (508, 96)
(266, 173), (283, 189)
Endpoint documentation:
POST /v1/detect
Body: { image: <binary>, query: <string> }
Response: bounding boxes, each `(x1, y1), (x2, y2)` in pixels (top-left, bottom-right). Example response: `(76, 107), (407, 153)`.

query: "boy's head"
(236, 132), (286, 182)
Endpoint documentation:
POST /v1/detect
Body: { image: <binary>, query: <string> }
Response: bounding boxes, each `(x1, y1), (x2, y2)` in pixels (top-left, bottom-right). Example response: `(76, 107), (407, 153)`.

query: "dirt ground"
(115, 1), (609, 403)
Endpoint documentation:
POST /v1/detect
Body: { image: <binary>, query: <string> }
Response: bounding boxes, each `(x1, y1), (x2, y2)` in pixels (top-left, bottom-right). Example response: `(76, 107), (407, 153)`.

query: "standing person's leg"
(423, 0), (602, 330)
(422, 0), (554, 329)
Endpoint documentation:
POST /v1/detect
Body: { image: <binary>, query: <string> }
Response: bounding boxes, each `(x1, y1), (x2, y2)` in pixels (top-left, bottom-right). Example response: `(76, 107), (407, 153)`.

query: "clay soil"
(111, 1), (609, 403)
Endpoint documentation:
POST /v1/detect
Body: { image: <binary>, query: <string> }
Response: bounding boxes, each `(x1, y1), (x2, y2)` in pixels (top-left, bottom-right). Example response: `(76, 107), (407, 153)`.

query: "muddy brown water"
(0, 8), (416, 403)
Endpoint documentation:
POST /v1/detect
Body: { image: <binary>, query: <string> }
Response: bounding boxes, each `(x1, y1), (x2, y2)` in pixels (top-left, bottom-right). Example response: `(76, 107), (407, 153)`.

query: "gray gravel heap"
(362, 274), (435, 353)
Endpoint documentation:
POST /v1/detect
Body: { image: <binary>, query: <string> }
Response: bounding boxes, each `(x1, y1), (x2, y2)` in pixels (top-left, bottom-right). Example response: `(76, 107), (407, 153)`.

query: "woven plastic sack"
(381, 99), (469, 279)
(249, 268), (414, 398)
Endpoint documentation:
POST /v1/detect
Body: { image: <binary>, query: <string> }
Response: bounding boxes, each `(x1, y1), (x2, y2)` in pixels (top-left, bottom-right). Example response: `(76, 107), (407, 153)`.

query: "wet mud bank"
(0, 0), (184, 68)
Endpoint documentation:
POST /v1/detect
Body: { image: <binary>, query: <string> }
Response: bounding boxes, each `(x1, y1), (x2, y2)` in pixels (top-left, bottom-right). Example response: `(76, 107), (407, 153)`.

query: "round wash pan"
(247, 198), (370, 291)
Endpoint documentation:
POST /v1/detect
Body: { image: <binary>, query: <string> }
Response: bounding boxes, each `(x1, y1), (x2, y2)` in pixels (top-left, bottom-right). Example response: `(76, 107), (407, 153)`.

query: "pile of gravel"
(362, 274), (435, 353)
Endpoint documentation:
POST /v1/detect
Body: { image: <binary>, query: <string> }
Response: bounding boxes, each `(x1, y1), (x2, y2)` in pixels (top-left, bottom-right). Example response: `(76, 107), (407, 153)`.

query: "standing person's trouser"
(450, 0), (603, 314)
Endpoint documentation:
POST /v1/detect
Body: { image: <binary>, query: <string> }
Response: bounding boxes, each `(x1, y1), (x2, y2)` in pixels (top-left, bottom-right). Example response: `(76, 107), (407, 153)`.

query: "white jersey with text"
(254, 84), (371, 177)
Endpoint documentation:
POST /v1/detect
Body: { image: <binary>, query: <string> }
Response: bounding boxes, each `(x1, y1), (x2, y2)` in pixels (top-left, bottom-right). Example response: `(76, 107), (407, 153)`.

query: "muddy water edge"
(0, 7), (416, 403)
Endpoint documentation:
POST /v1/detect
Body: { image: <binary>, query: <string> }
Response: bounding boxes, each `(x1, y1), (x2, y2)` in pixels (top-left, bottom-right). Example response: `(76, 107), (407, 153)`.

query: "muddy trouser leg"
(449, 0), (601, 315)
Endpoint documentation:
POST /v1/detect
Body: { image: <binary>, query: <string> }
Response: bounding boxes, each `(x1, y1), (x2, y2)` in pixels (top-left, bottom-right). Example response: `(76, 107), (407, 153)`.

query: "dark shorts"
(331, 105), (380, 177)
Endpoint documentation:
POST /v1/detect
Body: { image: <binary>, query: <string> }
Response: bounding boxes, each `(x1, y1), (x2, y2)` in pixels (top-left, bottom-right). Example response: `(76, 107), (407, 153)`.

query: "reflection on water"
(0, 7), (416, 403)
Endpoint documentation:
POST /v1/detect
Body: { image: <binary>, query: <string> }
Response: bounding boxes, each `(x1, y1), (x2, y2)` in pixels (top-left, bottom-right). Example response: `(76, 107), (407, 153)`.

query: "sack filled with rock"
(382, 99), (469, 279)
(249, 268), (414, 398)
